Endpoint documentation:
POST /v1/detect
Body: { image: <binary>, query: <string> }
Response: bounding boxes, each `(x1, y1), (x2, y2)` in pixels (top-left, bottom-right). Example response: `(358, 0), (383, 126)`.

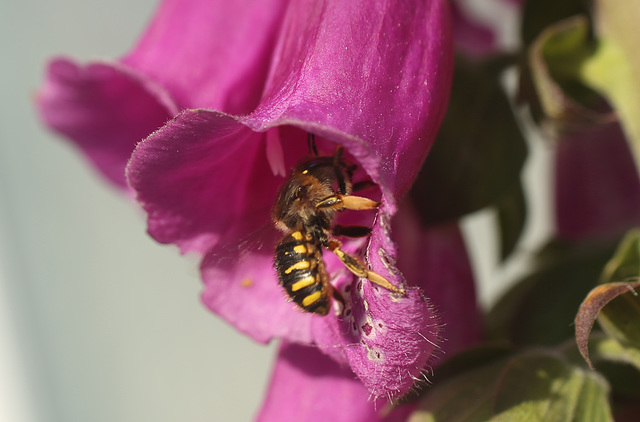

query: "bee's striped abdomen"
(275, 231), (331, 315)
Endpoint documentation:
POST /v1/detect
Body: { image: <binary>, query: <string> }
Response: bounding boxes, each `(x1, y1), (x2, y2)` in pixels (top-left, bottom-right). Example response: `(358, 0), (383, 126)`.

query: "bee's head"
(272, 172), (332, 232)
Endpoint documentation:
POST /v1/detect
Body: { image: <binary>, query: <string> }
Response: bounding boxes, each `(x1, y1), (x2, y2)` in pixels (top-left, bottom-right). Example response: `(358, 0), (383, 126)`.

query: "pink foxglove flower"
(258, 342), (415, 422)
(555, 122), (640, 241)
(37, 0), (455, 399)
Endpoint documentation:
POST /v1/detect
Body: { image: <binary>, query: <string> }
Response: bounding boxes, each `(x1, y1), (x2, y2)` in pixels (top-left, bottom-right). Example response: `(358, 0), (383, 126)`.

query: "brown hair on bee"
(273, 143), (404, 316)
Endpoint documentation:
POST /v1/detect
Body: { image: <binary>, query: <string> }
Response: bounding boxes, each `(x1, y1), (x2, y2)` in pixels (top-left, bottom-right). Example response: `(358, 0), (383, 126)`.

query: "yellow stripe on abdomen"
(290, 276), (316, 292)
(302, 291), (323, 307)
(284, 260), (311, 274)
(293, 244), (307, 254)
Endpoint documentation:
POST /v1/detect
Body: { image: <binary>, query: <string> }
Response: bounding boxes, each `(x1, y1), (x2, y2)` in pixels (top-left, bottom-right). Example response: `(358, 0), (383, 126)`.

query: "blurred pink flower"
(451, 1), (497, 56)
(37, 0), (458, 399)
(554, 122), (640, 241)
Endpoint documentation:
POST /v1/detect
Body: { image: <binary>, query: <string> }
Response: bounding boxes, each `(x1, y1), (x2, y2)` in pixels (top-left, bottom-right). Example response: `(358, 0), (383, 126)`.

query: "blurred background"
(0, 0), (540, 421)
(0, 1), (276, 421)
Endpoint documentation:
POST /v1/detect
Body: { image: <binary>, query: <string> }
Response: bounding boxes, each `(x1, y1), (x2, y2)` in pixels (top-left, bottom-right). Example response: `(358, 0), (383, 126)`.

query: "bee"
(273, 139), (405, 316)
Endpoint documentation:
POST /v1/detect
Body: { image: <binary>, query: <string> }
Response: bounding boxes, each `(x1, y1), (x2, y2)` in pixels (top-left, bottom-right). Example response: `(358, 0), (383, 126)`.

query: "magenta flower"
(37, 0), (288, 190)
(450, 1), (497, 57)
(258, 342), (416, 422)
(554, 122), (640, 241)
(37, 0), (454, 400)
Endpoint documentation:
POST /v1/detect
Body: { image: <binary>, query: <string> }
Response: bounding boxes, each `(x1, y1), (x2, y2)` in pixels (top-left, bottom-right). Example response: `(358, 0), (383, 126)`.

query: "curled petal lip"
(126, 109), (400, 255)
(36, 0), (290, 191)
(36, 58), (177, 190)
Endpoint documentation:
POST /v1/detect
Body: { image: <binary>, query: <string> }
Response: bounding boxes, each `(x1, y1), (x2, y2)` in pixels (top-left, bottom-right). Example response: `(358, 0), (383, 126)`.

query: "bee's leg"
(331, 145), (351, 195)
(307, 133), (318, 156)
(326, 240), (405, 295)
(331, 287), (346, 315)
(316, 194), (380, 211)
(332, 144), (344, 163)
(332, 224), (371, 238)
(351, 180), (376, 193)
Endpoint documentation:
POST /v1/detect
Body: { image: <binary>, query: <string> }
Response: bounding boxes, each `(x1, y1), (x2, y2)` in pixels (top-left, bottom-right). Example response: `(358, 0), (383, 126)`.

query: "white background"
(0, 1), (542, 421)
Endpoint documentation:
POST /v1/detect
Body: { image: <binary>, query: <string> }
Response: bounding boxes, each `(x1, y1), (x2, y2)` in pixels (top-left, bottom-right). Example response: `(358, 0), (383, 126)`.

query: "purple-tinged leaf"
(575, 281), (640, 369)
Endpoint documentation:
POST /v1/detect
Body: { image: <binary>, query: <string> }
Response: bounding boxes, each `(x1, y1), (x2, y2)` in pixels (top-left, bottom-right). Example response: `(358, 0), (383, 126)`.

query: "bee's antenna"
(307, 133), (318, 156)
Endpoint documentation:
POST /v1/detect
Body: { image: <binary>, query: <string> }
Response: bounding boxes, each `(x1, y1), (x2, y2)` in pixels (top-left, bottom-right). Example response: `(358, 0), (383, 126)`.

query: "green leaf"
(520, 0), (589, 47)
(595, 362), (640, 399)
(409, 350), (613, 422)
(527, 16), (612, 133)
(409, 57), (527, 226)
(487, 240), (617, 346)
(595, 230), (640, 348)
(496, 181), (527, 261)
(597, 288), (640, 348)
(599, 229), (640, 284)
(589, 335), (640, 372)
(581, 0), (640, 175)
(425, 344), (515, 386)
(559, 334), (640, 397)
(525, 2), (640, 176)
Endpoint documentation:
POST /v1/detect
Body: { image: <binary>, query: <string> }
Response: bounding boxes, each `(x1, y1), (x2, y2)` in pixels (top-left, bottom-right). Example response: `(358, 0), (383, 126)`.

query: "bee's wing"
(205, 221), (279, 268)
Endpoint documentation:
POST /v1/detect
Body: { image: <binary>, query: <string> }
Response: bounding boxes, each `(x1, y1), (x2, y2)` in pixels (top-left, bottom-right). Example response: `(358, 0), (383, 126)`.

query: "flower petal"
(257, 342), (415, 422)
(393, 206), (483, 358)
(36, 59), (175, 190)
(122, 0), (288, 113)
(127, 110), (309, 253)
(200, 237), (314, 345)
(308, 205), (483, 399)
(37, 0), (289, 190)
(245, 0), (453, 201)
(313, 283), (440, 399)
